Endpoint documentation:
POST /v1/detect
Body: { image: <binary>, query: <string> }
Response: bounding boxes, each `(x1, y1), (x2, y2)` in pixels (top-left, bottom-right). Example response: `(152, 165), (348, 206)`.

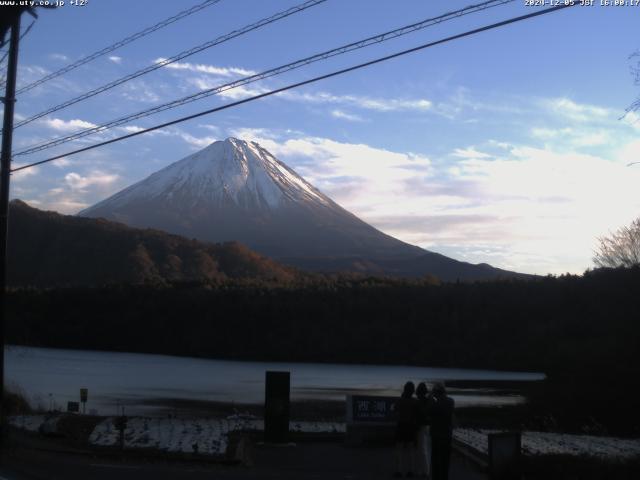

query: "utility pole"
(0, 9), (22, 457)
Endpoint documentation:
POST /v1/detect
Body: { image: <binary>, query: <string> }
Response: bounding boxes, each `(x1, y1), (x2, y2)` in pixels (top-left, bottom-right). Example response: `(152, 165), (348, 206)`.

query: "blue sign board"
(349, 395), (397, 423)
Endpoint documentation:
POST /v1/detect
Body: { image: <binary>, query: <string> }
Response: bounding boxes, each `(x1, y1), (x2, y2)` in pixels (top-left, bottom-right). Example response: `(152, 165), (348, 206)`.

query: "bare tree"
(593, 217), (640, 268)
(626, 50), (640, 116)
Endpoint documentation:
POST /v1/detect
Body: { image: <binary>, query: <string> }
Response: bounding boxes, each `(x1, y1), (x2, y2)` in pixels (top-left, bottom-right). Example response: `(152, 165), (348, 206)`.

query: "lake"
(6, 345), (544, 416)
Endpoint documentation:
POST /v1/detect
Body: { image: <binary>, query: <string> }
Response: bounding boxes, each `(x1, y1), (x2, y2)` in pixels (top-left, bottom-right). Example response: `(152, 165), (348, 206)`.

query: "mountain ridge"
(8, 199), (295, 287)
(80, 137), (527, 281)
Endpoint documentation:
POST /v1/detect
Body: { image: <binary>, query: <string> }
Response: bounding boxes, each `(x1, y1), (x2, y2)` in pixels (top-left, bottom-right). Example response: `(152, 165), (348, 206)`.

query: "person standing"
(415, 382), (434, 478)
(394, 381), (419, 478)
(430, 382), (455, 480)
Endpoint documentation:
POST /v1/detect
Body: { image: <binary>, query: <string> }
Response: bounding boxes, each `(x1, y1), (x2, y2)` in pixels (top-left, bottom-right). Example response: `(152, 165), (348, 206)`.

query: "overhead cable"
(0, 19), (35, 76)
(9, 0), (327, 131)
(11, 3), (577, 174)
(14, 0), (515, 157)
(13, 0), (225, 94)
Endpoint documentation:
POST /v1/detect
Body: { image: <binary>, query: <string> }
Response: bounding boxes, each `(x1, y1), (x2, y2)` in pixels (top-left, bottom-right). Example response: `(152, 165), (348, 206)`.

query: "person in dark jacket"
(415, 382), (434, 478)
(394, 381), (419, 477)
(430, 382), (455, 480)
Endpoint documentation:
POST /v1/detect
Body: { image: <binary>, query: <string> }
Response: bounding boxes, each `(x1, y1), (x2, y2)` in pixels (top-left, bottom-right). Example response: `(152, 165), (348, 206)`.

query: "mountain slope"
(8, 200), (295, 287)
(80, 137), (524, 281)
(81, 138), (423, 260)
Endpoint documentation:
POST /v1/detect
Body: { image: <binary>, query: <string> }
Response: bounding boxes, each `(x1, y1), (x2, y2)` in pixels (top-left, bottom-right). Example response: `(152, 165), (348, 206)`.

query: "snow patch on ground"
(89, 417), (234, 455)
(9, 414), (49, 432)
(88, 416), (345, 456)
(14, 414), (638, 460)
(454, 428), (640, 460)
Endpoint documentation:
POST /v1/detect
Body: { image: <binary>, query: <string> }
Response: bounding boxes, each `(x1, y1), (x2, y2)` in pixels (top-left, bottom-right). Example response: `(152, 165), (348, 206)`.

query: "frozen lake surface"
(6, 345), (544, 416)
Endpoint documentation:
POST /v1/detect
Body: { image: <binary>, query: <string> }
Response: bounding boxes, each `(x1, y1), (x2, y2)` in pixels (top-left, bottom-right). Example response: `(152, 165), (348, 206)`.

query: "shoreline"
(6, 343), (546, 377)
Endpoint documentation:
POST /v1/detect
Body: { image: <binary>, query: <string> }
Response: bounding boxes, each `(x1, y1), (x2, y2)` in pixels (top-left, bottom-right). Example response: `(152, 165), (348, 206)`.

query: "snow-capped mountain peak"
(79, 137), (521, 280)
(90, 137), (328, 212)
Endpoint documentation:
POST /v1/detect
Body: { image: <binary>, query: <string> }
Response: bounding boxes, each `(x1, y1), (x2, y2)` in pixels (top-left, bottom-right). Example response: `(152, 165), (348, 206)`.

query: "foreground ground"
(4, 415), (640, 479)
(11, 412), (640, 461)
(0, 432), (486, 480)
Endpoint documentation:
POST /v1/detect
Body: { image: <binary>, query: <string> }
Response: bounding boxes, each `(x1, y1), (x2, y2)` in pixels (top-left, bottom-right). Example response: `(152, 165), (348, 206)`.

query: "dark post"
(264, 371), (290, 443)
(488, 432), (522, 480)
(0, 11), (22, 453)
(117, 414), (127, 451)
(80, 388), (88, 414)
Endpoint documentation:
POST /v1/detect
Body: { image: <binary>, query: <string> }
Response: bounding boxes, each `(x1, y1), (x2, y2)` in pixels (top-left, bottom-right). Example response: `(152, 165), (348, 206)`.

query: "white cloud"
(617, 139), (640, 166)
(108, 56), (122, 64)
(65, 171), (119, 192)
(188, 77), (268, 99)
(244, 134), (432, 216)
(487, 140), (513, 150)
(155, 57), (256, 77)
(451, 148), (491, 159)
(621, 110), (640, 132)
(18, 64), (78, 94)
(178, 132), (217, 149)
(331, 109), (364, 122)
(571, 131), (610, 147)
(282, 91), (432, 112)
(543, 97), (613, 122)
(531, 127), (573, 139)
(183, 77), (432, 113)
(118, 125), (144, 133)
(436, 146), (640, 273)
(41, 178), (114, 214)
(121, 80), (160, 103)
(229, 127), (281, 140)
(240, 129), (640, 274)
(49, 53), (69, 62)
(198, 124), (221, 134)
(216, 84), (269, 100)
(42, 118), (98, 132)
(113, 125), (172, 138)
(46, 198), (90, 214)
(52, 157), (72, 168)
(431, 87), (526, 120)
(10, 163), (39, 181)
(531, 126), (610, 147)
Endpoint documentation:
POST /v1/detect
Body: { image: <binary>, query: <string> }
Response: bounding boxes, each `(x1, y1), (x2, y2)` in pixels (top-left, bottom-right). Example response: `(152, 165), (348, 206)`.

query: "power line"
(0, 20), (34, 71)
(0, 18), (35, 102)
(8, 0), (327, 131)
(14, 0), (516, 158)
(19, 19), (36, 41)
(15, 0), (513, 156)
(11, 0), (225, 95)
(11, 3), (576, 174)
(0, 57), (7, 82)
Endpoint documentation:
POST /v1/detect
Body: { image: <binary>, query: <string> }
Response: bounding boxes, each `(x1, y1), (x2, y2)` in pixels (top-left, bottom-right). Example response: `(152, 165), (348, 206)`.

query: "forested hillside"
(8, 200), (295, 286)
(7, 267), (640, 434)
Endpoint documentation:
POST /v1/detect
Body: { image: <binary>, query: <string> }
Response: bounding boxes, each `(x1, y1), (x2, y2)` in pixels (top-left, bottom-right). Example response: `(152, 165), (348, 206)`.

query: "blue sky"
(3, 0), (640, 274)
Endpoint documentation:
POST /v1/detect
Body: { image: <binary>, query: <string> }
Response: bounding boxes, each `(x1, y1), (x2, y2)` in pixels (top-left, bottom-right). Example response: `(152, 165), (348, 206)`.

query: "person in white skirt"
(415, 382), (434, 478)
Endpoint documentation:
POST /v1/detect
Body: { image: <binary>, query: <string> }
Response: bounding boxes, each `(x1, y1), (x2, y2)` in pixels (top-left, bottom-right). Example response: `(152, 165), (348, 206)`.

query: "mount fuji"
(80, 138), (521, 281)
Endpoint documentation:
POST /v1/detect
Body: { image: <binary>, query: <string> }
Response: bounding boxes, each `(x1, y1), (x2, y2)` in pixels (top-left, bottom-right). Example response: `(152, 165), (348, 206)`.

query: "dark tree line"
(8, 200), (296, 287)
(6, 266), (640, 434)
